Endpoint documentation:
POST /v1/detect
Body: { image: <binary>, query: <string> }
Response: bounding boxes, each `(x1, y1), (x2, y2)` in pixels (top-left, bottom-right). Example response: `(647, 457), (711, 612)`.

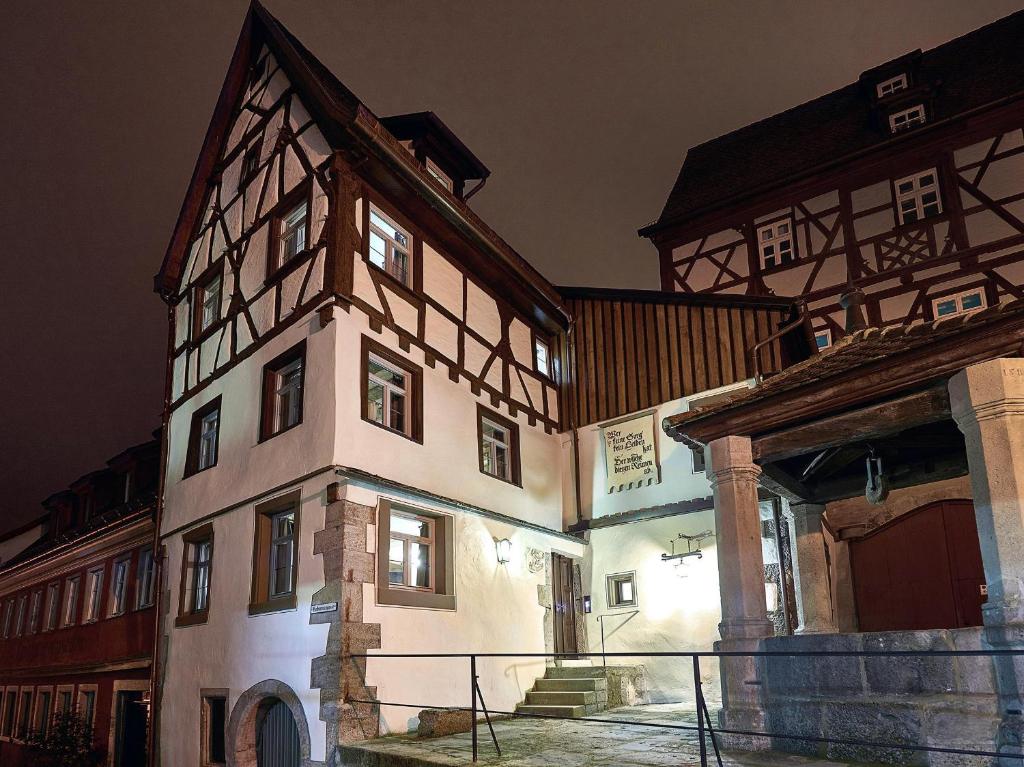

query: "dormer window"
(369, 205), (412, 286)
(425, 158), (453, 193)
(889, 104), (926, 133)
(895, 170), (942, 224)
(877, 74), (908, 98)
(757, 218), (796, 269)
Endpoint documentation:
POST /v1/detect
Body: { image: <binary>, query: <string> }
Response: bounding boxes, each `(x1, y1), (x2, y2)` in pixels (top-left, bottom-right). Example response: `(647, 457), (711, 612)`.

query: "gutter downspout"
(463, 176), (487, 202)
(147, 300), (175, 767)
(566, 316), (584, 526)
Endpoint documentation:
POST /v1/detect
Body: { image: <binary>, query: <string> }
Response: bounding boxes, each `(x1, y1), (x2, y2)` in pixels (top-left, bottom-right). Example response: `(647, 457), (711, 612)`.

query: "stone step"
(544, 666), (614, 679)
(515, 703), (586, 718)
(525, 690), (596, 706)
(534, 677), (607, 693)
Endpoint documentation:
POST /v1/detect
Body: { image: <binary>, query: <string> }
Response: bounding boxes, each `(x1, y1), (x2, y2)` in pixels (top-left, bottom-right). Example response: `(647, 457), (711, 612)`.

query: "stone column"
(785, 502), (836, 634)
(707, 436), (774, 748)
(950, 359), (1024, 764)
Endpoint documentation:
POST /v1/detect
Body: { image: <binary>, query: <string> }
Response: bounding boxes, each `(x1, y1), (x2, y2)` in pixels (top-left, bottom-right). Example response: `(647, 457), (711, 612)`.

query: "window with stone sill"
(260, 342), (305, 441)
(186, 397), (221, 476)
(606, 571), (638, 609)
(376, 500), (455, 610)
(177, 524), (214, 627)
(249, 491), (300, 615)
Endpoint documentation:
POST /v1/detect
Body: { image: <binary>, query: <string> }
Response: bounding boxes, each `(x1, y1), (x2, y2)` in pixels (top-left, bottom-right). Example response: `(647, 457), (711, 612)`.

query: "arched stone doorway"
(227, 680), (313, 767)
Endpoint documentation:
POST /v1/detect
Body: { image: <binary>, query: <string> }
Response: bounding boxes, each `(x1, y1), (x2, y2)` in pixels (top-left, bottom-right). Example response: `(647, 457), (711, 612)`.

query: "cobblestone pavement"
(341, 703), (870, 766)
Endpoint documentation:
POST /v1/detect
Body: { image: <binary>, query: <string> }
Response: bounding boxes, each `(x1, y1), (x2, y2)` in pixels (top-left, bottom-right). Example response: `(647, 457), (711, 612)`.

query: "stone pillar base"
(997, 714), (1024, 767)
(718, 704), (771, 752)
(715, 635), (771, 752)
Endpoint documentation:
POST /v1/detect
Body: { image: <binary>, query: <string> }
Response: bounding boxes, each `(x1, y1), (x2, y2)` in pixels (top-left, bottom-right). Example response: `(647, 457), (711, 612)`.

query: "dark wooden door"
(257, 699), (300, 767)
(552, 553), (578, 655)
(114, 691), (147, 767)
(851, 500), (985, 632)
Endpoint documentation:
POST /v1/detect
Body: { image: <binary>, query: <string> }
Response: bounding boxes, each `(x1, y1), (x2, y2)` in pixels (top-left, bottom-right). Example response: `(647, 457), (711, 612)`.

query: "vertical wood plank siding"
(565, 296), (790, 428)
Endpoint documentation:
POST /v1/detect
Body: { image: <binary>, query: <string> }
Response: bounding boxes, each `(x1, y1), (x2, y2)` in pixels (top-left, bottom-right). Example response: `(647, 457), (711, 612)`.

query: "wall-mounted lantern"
(495, 538), (512, 565)
(661, 530), (712, 565)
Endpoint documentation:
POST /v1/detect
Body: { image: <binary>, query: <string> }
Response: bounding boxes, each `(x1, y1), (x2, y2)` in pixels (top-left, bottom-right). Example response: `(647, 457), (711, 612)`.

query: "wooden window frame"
(185, 396), (222, 477)
(1, 688), (16, 740)
(200, 689), (230, 767)
(756, 216), (797, 270)
(814, 328), (833, 351)
(533, 333), (552, 379)
(888, 104), (926, 133)
(135, 547), (156, 610)
(61, 575), (81, 629)
(606, 571), (638, 609)
(893, 169), (943, 226)
(876, 73), (908, 98)
(176, 523), (215, 628)
(376, 500), (455, 611)
(387, 510), (436, 592)
(108, 554), (132, 618)
(477, 404), (522, 487)
(33, 686), (53, 738)
(366, 202), (414, 288)
(931, 285), (988, 320)
(42, 582), (59, 632)
(249, 491), (301, 615)
(424, 157), (454, 193)
(26, 589), (42, 635)
(239, 142), (261, 192)
(13, 594), (27, 637)
(259, 341), (306, 442)
(266, 183), (312, 281)
(76, 685), (97, 730)
(1, 599), (13, 639)
(82, 566), (105, 624)
(16, 688), (34, 742)
(191, 262), (225, 343)
(360, 336), (423, 443)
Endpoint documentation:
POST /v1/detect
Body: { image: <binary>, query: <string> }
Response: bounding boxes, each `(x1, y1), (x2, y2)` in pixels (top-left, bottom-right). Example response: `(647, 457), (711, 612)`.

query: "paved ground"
(340, 703), (871, 766)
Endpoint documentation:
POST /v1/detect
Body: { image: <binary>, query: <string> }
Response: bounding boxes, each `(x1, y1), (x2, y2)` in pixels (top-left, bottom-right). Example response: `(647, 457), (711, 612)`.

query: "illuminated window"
(757, 218), (796, 269)
(250, 493), (300, 614)
(895, 170), (942, 225)
(932, 288), (986, 319)
(388, 511), (434, 591)
(535, 338), (551, 377)
(260, 343), (305, 440)
(479, 407), (520, 485)
(376, 501), (455, 610)
(889, 104), (926, 133)
(606, 572), (638, 609)
(369, 205), (412, 286)
(876, 73), (908, 98)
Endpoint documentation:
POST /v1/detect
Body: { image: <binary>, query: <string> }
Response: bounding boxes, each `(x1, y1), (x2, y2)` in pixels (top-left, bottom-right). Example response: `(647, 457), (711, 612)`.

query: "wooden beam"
(758, 463), (813, 502)
(753, 384), (951, 463)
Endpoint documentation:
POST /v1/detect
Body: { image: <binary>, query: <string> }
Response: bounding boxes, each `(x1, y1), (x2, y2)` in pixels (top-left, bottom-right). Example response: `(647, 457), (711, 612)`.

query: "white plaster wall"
(163, 311), (337, 535)
(585, 511), (722, 705)
(160, 480), (332, 765)
(346, 482), (587, 734)
(332, 310), (563, 531)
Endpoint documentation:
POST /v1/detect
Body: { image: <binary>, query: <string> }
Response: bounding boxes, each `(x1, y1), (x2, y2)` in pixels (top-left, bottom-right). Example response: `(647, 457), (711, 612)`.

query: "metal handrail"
(347, 647), (1024, 765)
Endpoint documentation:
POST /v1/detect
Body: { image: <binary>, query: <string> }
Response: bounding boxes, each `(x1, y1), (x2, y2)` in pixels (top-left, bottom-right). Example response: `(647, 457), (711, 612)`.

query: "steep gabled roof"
(156, 3), (567, 327)
(641, 10), (1024, 238)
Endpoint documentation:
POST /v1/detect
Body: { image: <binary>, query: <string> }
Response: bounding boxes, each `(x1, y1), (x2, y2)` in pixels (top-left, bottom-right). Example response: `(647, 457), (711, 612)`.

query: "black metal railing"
(348, 648), (1024, 765)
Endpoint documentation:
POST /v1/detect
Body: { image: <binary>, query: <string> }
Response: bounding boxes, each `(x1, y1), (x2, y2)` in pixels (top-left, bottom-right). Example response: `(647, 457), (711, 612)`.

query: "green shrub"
(23, 711), (103, 767)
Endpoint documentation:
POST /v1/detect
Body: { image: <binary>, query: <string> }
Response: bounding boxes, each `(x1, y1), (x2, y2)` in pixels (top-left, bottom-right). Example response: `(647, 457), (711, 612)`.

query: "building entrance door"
(552, 553), (580, 655)
(114, 691), (147, 767)
(850, 499), (985, 632)
(256, 698), (300, 767)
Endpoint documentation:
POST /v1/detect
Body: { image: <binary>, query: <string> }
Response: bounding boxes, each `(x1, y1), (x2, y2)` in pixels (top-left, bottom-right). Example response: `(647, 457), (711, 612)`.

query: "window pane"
(367, 380), (385, 424)
(388, 539), (405, 584)
(412, 542), (430, 588)
(618, 579), (633, 603)
(961, 292), (983, 310)
(271, 541), (293, 596)
(389, 391), (406, 433)
(935, 299), (958, 316)
(369, 232), (387, 269)
(391, 513), (429, 538)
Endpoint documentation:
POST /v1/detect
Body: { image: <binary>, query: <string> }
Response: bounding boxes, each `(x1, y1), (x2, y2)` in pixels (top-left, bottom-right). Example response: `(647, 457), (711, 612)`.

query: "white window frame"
(534, 338), (551, 377)
(368, 205), (412, 286)
(279, 201), (308, 266)
(83, 567), (104, 624)
(895, 169), (942, 225)
(198, 408), (219, 471)
(136, 548), (156, 609)
(814, 329), (833, 350)
(932, 288), (987, 320)
(13, 595), (27, 637)
(26, 590), (42, 635)
(367, 354), (410, 435)
(189, 539), (213, 614)
(756, 218), (796, 269)
(198, 272), (222, 333)
(43, 582), (60, 631)
(1, 600), (13, 639)
(606, 571), (638, 609)
(481, 417), (513, 482)
(109, 556), (131, 617)
(425, 158), (454, 192)
(268, 510), (297, 599)
(272, 357), (303, 434)
(61, 576), (80, 628)
(876, 73), (908, 98)
(387, 511), (436, 592)
(888, 104), (926, 133)
(33, 686), (53, 738)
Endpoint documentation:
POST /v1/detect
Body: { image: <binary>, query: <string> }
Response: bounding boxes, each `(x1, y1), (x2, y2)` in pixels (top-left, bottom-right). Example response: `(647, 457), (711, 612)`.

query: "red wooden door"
(851, 500), (985, 632)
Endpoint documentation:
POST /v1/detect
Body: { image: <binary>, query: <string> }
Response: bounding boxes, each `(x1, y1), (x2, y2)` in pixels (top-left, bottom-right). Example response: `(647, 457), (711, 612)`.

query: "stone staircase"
(515, 666), (608, 718)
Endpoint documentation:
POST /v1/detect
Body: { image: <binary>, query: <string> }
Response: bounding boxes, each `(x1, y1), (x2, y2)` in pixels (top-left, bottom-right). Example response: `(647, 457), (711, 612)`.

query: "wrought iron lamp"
(495, 538), (512, 565)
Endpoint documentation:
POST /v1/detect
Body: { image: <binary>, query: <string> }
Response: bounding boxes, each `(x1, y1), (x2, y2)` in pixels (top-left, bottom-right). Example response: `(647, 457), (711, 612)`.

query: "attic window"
(876, 74), (908, 98)
(889, 105), (926, 133)
(425, 158), (453, 192)
(895, 169), (942, 224)
(932, 288), (986, 319)
(756, 218), (796, 269)
(815, 329), (832, 350)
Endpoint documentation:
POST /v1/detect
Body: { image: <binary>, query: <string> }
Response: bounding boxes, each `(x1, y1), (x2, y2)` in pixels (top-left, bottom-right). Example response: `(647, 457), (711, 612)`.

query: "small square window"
(876, 73), (909, 98)
(361, 337), (422, 442)
(932, 288), (987, 319)
(260, 343), (305, 441)
(889, 104), (926, 133)
(534, 338), (551, 377)
(186, 397), (222, 476)
(606, 572), (637, 609)
(815, 329), (833, 350)
(368, 205), (412, 286)
(478, 406), (521, 485)
(756, 218), (796, 269)
(895, 170), (942, 225)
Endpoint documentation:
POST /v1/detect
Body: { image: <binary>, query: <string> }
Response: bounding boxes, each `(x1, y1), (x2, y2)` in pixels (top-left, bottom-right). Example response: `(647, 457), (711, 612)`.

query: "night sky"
(2, 0), (1022, 533)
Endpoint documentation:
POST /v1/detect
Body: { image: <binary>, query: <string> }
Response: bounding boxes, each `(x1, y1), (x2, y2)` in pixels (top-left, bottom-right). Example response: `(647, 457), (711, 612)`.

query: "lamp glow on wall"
(495, 538), (512, 565)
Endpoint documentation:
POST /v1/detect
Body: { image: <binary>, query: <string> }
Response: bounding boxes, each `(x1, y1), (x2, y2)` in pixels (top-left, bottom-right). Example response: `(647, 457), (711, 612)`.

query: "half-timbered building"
(0, 437), (159, 767)
(151, 4), (817, 764)
(641, 10), (1024, 351)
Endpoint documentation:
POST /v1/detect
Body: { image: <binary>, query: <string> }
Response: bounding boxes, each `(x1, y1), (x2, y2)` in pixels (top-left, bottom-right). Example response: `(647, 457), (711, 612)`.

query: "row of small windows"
(0, 548), (155, 641)
(187, 337), (531, 485)
(756, 169), (943, 270)
(0, 684), (96, 743)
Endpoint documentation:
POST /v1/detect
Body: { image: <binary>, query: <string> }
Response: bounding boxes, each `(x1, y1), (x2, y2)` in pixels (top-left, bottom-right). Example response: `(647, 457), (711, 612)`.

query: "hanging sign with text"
(602, 413), (661, 493)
